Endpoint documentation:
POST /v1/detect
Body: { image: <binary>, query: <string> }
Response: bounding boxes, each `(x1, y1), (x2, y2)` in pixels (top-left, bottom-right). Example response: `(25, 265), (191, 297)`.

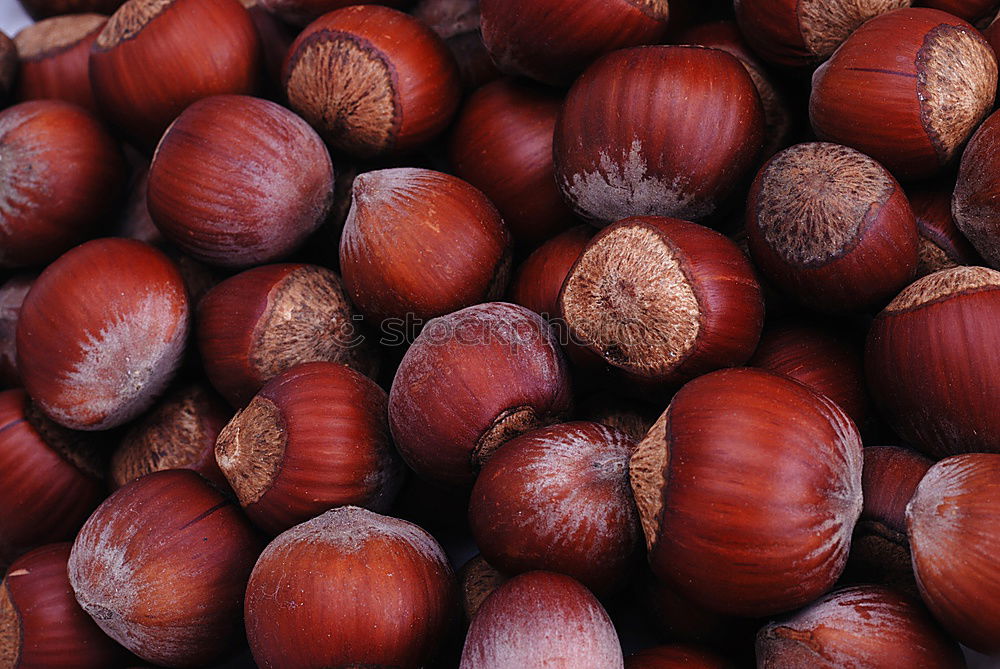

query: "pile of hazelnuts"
(2, 0), (1000, 666)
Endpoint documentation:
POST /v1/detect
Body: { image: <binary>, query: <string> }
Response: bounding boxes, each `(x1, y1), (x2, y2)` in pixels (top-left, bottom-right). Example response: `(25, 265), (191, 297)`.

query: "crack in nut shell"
(284, 30), (401, 156)
(96, 0), (172, 49)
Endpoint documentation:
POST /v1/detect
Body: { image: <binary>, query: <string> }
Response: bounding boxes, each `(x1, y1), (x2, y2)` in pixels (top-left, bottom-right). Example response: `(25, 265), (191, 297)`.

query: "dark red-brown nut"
(460, 571), (624, 668)
(847, 446), (932, 594)
(0, 275), (33, 389)
(909, 183), (983, 277)
(554, 46), (764, 226)
(953, 109), (1000, 269)
(625, 645), (732, 669)
(16, 238), (189, 431)
(907, 454), (1000, 654)
(479, 0), (668, 86)
(810, 8), (997, 182)
(746, 142), (919, 313)
(458, 555), (508, 620)
(0, 389), (105, 567)
(468, 422), (640, 595)
(68, 470), (263, 667)
(0, 32), (15, 103)
(109, 384), (231, 491)
(509, 225), (593, 320)
(16, 0), (123, 20)
(677, 20), (791, 159)
(89, 0), (260, 149)
(630, 368), (864, 617)
(246, 506), (458, 668)
(865, 266), (1000, 457)
(13, 14), (106, 113)
(449, 78), (576, 250)
(558, 216), (764, 395)
(148, 95), (334, 268)
(734, 0), (908, 68)
(917, 0), (1000, 22)
(197, 263), (375, 407)
(261, 0), (408, 26)
(411, 0), (499, 91)
(339, 168), (511, 325)
(0, 100), (125, 269)
(215, 362), (404, 535)
(283, 5), (460, 157)
(748, 321), (868, 429)
(238, 0), (296, 94)
(389, 302), (572, 488)
(757, 585), (964, 667)
(0, 544), (128, 668)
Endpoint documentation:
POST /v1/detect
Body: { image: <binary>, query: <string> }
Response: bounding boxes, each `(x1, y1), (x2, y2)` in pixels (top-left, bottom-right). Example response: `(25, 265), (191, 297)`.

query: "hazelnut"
(558, 216), (764, 395)
(0, 100), (125, 269)
(0, 389), (105, 567)
(468, 421), (641, 595)
(757, 585), (964, 667)
(14, 14), (107, 113)
(810, 8), (997, 181)
(865, 266), (1000, 457)
(909, 183), (983, 277)
(952, 108), (1000, 269)
(16, 238), (189, 431)
(554, 45), (764, 225)
(734, 0), (908, 68)
(0, 543), (128, 668)
(509, 225), (593, 321)
(215, 361), (404, 534)
(340, 168), (511, 325)
(109, 383), (232, 491)
(460, 571), (624, 668)
(89, 0), (260, 148)
(196, 262), (376, 408)
(67, 469), (263, 667)
(245, 506), (458, 668)
(283, 5), (460, 157)
(630, 368), (864, 616)
(748, 320), (869, 429)
(448, 78), (576, 250)
(745, 142), (919, 313)
(0, 274), (34, 389)
(389, 302), (573, 488)
(846, 445), (932, 595)
(907, 453), (1000, 654)
(148, 95), (335, 268)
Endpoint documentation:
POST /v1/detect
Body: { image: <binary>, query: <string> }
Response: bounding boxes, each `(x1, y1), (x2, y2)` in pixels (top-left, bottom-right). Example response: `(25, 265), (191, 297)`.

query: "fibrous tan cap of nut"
(883, 265), (1000, 314)
(628, 407), (670, 551)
